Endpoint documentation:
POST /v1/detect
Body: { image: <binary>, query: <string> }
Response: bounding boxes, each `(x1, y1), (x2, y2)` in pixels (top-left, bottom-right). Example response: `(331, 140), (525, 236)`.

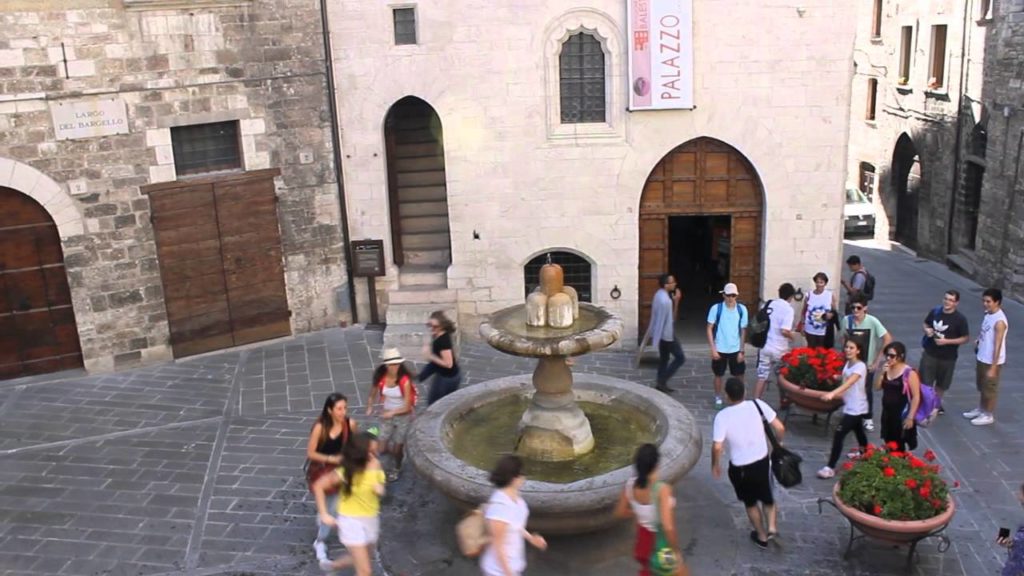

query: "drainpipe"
(945, 0), (973, 254)
(319, 0), (358, 323)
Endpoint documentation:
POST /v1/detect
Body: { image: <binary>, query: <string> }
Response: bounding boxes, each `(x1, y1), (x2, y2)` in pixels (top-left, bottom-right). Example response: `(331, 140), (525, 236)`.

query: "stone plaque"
(49, 98), (130, 141)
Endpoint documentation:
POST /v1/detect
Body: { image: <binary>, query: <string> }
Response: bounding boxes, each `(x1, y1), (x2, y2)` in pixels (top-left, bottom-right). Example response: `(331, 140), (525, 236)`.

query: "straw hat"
(380, 348), (405, 365)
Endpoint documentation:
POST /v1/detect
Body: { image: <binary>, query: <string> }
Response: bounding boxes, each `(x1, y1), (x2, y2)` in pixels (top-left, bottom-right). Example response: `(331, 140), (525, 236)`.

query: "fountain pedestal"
(518, 356), (593, 460)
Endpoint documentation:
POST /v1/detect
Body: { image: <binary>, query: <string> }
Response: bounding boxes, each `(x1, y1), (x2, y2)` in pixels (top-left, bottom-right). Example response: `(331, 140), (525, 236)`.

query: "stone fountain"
(407, 258), (702, 533)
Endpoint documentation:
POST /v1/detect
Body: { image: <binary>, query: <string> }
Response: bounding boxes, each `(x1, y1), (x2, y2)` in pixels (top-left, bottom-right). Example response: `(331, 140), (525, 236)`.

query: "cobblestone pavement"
(1, 241), (1021, 576)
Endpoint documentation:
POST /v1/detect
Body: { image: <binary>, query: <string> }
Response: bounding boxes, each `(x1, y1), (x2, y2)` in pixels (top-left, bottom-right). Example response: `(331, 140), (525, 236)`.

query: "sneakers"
(938, 406), (946, 415)
(846, 449), (862, 460)
(862, 419), (875, 432)
(970, 413), (995, 426)
(962, 408), (983, 419)
(319, 559), (336, 573)
(749, 530), (768, 549)
(714, 397), (724, 410)
(816, 466), (836, 479)
(313, 540), (327, 562)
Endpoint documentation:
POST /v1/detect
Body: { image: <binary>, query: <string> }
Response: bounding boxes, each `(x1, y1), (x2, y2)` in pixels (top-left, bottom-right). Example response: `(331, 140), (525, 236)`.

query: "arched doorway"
(890, 133), (921, 250)
(384, 97), (452, 277)
(638, 138), (764, 339)
(0, 187), (83, 378)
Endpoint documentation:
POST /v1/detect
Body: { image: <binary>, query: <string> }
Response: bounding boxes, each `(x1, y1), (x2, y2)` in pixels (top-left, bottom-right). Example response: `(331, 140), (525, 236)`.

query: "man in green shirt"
(843, 294), (892, 432)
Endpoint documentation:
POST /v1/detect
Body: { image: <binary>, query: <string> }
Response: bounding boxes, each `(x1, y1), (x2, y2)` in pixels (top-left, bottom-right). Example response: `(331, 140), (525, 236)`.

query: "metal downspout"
(319, 0), (358, 323)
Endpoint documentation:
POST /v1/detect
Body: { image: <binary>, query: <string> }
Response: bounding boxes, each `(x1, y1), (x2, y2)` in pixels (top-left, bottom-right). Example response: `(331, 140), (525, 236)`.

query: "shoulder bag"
(648, 481), (683, 576)
(752, 400), (803, 488)
(455, 504), (489, 558)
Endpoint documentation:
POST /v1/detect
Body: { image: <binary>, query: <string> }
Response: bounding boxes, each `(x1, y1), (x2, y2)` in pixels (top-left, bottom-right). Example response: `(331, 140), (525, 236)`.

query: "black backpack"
(858, 270), (876, 301)
(747, 300), (773, 348)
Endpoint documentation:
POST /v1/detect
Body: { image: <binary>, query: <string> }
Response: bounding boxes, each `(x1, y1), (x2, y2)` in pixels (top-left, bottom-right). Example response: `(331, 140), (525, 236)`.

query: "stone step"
(400, 215), (450, 234)
(387, 286), (457, 305)
(401, 231), (450, 250)
(385, 303), (457, 326)
(399, 200), (449, 218)
(397, 171), (446, 188)
(397, 185), (447, 203)
(399, 264), (447, 288)
(405, 248), (451, 266)
(395, 157), (444, 172)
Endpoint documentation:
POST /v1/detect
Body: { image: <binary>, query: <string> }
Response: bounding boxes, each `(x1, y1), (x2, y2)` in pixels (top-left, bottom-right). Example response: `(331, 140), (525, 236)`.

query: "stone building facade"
(327, 0), (858, 348)
(0, 0), (347, 377)
(845, 0), (989, 260)
(974, 0), (1024, 297)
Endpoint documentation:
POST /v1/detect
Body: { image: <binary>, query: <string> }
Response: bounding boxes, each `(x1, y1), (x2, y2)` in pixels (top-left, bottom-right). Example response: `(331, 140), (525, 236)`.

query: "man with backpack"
(707, 283), (749, 410)
(919, 290), (970, 415)
(842, 255), (875, 314)
(753, 283), (797, 400)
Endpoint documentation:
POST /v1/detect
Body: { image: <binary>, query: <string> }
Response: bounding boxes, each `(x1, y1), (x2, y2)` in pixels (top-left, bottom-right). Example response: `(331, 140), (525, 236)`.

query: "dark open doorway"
(668, 215), (731, 343)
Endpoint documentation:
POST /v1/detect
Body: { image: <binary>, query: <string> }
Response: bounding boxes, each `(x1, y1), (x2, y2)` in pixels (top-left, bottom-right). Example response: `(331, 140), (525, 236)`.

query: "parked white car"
(844, 187), (876, 237)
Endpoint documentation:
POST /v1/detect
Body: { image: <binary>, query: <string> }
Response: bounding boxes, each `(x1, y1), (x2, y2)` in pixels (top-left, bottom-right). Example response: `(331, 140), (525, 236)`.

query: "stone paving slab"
(0, 241), (1021, 575)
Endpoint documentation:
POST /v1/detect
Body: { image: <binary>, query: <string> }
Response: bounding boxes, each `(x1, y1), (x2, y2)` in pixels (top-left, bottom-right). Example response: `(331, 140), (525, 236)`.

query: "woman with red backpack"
(366, 348), (416, 482)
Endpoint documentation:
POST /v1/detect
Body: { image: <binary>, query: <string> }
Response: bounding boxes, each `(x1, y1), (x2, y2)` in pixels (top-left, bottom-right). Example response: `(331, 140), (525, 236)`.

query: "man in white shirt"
(753, 283), (797, 399)
(712, 378), (786, 548)
(963, 287), (1009, 426)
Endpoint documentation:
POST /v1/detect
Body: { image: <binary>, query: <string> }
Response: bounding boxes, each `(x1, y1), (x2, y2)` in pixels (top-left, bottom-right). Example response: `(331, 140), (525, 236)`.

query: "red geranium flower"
(883, 467), (896, 477)
(919, 487), (931, 498)
(905, 478), (918, 489)
(886, 441), (899, 451)
(873, 504), (883, 515)
(842, 462), (854, 471)
(923, 449), (936, 462)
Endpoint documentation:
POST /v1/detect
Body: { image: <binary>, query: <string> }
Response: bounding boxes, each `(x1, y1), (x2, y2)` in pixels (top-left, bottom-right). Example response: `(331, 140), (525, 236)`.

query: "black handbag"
(752, 400), (803, 488)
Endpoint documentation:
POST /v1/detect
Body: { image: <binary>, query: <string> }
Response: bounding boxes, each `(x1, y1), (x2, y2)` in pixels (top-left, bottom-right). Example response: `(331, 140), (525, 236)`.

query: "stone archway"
(0, 186), (84, 378)
(637, 138), (764, 337)
(0, 157), (84, 239)
(890, 133), (921, 250)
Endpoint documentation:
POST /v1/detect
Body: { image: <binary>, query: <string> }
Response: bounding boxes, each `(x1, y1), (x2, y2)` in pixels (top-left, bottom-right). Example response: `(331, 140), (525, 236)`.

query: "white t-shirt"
(840, 360), (869, 416)
(712, 399), (776, 466)
(479, 490), (529, 575)
(765, 298), (795, 351)
(977, 310), (1008, 365)
(804, 289), (833, 336)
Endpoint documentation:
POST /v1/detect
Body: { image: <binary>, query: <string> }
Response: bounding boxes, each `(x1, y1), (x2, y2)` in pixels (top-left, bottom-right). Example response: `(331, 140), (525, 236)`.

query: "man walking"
(753, 283), (797, 399)
(843, 294), (892, 431)
(920, 290), (970, 414)
(842, 255), (872, 313)
(642, 273), (685, 393)
(707, 283), (749, 409)
(963, 288), (1009, 426)
(712, 378), (784, 549)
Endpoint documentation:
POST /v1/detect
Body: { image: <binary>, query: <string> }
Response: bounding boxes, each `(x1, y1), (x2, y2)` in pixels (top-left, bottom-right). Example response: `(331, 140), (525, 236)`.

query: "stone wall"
(329, 0), (857, 342)
(975, 0), (1024, 297)
(0, 1), (346, 372)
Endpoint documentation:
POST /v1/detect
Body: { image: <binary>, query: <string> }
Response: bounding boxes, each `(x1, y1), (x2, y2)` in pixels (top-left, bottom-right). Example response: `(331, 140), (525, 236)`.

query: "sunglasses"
(852, 305), (865, 310)
(885, 353), (898, 359)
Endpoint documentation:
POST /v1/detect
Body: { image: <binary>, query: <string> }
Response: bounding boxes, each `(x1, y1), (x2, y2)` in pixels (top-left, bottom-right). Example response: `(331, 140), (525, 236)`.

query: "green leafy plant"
(838, 443), (954, 521)
(779, 347), (845, 391)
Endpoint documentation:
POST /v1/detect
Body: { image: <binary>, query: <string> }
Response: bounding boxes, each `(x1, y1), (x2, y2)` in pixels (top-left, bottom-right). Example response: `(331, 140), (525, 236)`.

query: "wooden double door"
(0, 187), (84, 379)
(146, 170), (291, 358)
(638, 138), (764, 335)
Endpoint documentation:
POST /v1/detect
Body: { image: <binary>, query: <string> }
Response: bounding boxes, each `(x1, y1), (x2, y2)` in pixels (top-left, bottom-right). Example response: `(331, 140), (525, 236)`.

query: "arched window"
(524, 251), (592, 302)
(559, 33), (606, 124)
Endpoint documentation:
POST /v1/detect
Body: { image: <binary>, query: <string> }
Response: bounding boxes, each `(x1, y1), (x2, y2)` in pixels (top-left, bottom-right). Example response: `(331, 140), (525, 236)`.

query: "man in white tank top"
(964, 288), (1009, 426)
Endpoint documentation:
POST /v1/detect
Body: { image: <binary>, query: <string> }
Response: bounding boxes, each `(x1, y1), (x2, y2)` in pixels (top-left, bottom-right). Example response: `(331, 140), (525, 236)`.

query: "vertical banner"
(628, 0), (694, 110)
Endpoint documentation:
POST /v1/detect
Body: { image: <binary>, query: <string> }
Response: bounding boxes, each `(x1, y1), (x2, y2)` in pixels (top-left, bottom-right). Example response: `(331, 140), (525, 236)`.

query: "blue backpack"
(900, 366), (940, 427)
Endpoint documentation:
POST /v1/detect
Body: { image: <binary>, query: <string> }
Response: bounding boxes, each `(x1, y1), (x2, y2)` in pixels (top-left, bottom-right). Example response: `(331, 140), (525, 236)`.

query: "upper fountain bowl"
(479, 302), (623, 358)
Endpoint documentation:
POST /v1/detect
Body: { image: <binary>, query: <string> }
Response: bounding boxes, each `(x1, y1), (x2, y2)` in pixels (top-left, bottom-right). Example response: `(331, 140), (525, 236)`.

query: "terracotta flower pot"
(778, 374), (844, 412)
(832, 483), (956, 544)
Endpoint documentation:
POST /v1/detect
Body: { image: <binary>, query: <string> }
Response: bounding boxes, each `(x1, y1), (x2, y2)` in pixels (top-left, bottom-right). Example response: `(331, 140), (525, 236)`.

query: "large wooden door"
(146, 170), (291, 358)
(638, 138), (763, 335)
(0, 187), (83, 378)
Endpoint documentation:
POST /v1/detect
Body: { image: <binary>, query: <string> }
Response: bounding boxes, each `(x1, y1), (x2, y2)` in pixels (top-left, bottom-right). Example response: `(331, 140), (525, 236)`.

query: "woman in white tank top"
(801, 272), (838, 349)
(613, 444), (687, 575)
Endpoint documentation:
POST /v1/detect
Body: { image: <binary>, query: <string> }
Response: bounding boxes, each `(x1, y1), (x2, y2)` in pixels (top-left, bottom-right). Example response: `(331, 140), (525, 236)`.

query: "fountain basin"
(406, 374), (703, 534)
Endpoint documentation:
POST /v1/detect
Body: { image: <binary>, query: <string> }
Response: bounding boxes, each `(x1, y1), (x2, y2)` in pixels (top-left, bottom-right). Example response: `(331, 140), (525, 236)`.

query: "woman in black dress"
(874, 341), (921, 451)
(420, 310), (461, 405)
